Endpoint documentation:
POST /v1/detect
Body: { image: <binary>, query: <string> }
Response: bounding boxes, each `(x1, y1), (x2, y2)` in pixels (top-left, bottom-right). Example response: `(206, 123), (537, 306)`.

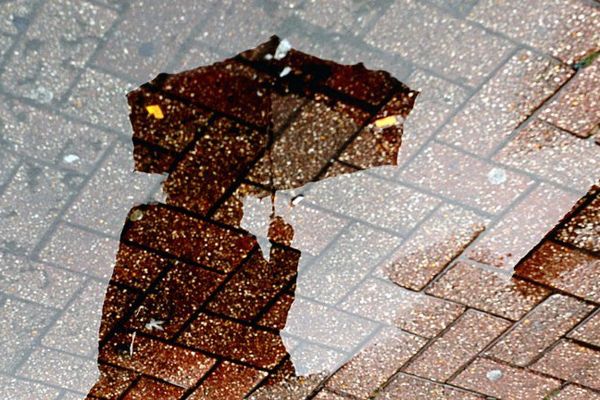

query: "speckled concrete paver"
(0, 1), (598, 399)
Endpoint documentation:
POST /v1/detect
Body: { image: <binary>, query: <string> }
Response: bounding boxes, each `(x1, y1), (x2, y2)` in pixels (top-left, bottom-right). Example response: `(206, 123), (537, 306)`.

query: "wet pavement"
(0, 1), (599, 400)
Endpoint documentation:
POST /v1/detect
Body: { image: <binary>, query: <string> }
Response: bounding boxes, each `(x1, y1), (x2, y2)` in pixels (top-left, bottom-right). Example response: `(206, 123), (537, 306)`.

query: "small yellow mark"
(374, 115), (397, 128)
(146, 104), (164, 119)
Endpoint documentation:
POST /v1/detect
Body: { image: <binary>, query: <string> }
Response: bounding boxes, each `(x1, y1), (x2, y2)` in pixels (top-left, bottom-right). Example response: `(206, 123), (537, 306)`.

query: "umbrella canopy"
(126, 36), (418, 220)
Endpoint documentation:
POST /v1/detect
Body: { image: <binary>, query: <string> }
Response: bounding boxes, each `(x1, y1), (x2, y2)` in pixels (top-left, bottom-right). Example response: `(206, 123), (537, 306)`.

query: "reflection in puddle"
(86, 37), (598, 399)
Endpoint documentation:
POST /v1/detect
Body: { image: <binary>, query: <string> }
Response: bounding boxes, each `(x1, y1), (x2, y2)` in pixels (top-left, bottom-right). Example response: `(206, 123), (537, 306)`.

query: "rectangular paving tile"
(302, 169), (440, 234)
(405, 309), (510, 382)
(397, 142), (534, 215)
(1, 0), (117, 103)
(469, 0), (600, 64)
(326, 327), (426, 398)
(0, 251), (84, 308)
(65, 142), (160, 237)
(397, 70), (470, 166)
(468, 183), (580, 270)
(515, 240), (600, 303)
(88, 364), (137, 400)
(556, 192), (600, 253)
(487, 294), (593, 366)
(553, 384), (600, 400)
(0, 298), (54, 373)
(451, 357), (561, 399)
(375, 373), (485, 400)
(0, 95), (112, 172)
(296, 223), (401, 305)
(0, 374), (60, 400)
(381, 204), (487, 290)
(41, 280), (105, 357)
(0, 162), (80, 254)
(426, 261), (550, 320)
(437, 50), (572, 156)
(531, 339), (600, 390)
(539, 60), (600, 137)
(494, 118), (600, 190)
(188, 361), (266, 400)
(100, 332), (215, 388)
(178, 312), (286, 369)
(94, 1), (210, 82)
(340, 277), (465, 338)
(569, 309), (600, 348)
(17, 347), (98, 393)
(39, 222), (118, 279)
(122, 376), (185, 400)
(365, 0), (514, 86)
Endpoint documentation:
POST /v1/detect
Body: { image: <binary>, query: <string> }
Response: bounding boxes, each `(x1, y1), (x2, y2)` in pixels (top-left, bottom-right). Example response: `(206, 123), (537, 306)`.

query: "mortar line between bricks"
(551, 236), (600, 260)
(37, 343), (97, 362)
(391, 45), (522, 179)
(511, 273), (600, 308)
(9, 276), (93, 376)
(3, 374), (87, 398)
(0, 145), (89, 177)
(0, 159), (23, 198)
(115, 374), (142, 400)
(564, 306), (599, 340)
(243, 353), (292, 398)
(394, 370), (498, 399)
(28, 139), (120, 259)
(178, 359), (222, 400)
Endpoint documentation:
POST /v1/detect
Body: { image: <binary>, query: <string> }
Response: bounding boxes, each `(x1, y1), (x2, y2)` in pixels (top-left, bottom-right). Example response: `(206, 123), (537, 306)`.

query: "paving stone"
(0, 298), (54, 372)
(188, 361), (266, 399)
(427, 0), (479, 16)
(381, 204), (487, 290)
(375, 373), (484, 400)
(531, 339), (600, 390)
(488, 294), (593, 366)
(101, 332), (215, 388)
(288, 342), (348, 377)
(62, 68), (135, 132)
(17, 347), (98, 393)
(39, 223), (118, 279)
(468, 183), (580, 270)
(569, 309), (600, 348)
(95, 1), (211, 82)
(340, 277), (465, 338)
(437, 50), (572, 156)
(1, 0), (117, 103)
(469, 0), (600, 64)
(398, 142), (534, 215)
(294, 0), (385, 36)
(539, 60), (600, 137)
(313, 390), (348, 400)
(42, 280), (105, 357)
(515, 241), (600, 303)
(0, 374), (60, 400)
(65, 142), (160, 237)
(451, 357), (561, 399)
(96, 282), (138, 343)
(0, 251), (83, 308)
(495, 118), (600, 190)
(556, 192), (600, 253)
(304, 172), (439, 233)
(0, 0), (38, 36)
(426, 261), (550, 320)
(173, 40), (223, 73)
(294, 223), (400, 304)
(366, 0), (513, 87)
(178, 312), (286, 369)
(0, 95), (112, 172)
(552, 384), (600, 400)
(88, 364), (137, 400)
(122, 376), (185, 400)
(326, 327), (426, 398)
(405, 309), (510, 382)
(398, 70), (470, 166)
(284, 297), (379, 356)
(0, 162), (79, 255)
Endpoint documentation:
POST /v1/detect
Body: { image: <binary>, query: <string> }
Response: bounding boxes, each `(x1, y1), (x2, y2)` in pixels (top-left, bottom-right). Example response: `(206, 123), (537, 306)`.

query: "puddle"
(83, 36), (599, 399)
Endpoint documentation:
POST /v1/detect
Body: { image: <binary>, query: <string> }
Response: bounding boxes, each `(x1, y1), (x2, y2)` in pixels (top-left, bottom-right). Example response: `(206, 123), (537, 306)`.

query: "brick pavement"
(0, 1), (598, 399)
